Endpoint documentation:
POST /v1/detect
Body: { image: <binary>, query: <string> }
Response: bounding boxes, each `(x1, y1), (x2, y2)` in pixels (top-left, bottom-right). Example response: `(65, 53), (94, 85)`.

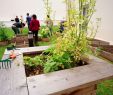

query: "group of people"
(12, 13), (54, 44)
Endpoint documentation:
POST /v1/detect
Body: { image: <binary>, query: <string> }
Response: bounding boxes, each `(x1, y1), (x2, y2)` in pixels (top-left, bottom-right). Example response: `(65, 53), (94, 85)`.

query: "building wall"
(0, 0), (113, 44)
(94, 0), (113, 44)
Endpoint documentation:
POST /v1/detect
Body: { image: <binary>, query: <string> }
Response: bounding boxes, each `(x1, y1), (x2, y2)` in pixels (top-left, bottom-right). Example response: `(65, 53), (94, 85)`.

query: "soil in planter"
(24, 53), (88, 77)
(25, 65), (43, 77)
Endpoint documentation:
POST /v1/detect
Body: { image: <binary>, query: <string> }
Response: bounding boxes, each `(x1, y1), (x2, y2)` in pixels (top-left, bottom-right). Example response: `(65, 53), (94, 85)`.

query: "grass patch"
(97, 79), (113, 95)
(96, 56), (113, 95)
(38, 41), (51, 46)
(22, 27), (29, 35)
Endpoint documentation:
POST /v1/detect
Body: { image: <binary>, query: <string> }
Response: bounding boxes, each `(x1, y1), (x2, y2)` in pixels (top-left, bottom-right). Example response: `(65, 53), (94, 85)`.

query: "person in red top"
(30, 14), (40, 44)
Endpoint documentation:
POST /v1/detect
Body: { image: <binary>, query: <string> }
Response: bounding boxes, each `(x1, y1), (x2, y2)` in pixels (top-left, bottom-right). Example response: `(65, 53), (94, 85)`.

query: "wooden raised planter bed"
(41, 38), (49, 42)
(0, 40), (8, 46)
(89, 39), (113, 62)
(11, 35), (29, 48)
(92, 45), (113, 62)
(1, 46), (113, 95)
(88, 38), (110, 47)
(21, 46), (113, 95)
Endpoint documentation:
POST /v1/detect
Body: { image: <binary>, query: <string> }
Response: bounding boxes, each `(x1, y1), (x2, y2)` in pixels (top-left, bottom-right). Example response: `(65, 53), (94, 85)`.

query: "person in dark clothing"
(12, 23), (20, 35)
(12, 16), (21, 35)
(26, 13), (31, 30)
(59, 20), (65, 33)
(15, 16), (20, 23)
(30, 14), (40, 44)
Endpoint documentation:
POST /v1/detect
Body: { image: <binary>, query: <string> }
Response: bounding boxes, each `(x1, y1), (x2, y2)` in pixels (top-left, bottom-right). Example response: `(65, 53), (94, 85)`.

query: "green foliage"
(43, 0), (97, 72)
(24, 56), (44, 68)
(44, 45), (55, 54)
(44, 51), (72, 73)
(0, 46), (6, 60)
(44, 61), (62, 73)
(97, 79), (113, 95)
(40, 28), (49, 38)
(25, 0), (97, 73)
(0, 22), (9, 41)
(43, 0), (52, 17)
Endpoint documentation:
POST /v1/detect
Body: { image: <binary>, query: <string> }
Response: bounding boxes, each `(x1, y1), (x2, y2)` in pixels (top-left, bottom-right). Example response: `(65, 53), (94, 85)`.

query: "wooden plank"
(0, 51), (28, 95)
(20, 46), (49, 53)
(27, 55), (113, 95)
(99, 50), (113, 62)
(3, 46), (49, 59)
(4, 46), (49, 55)
(89, 39), (109, 47)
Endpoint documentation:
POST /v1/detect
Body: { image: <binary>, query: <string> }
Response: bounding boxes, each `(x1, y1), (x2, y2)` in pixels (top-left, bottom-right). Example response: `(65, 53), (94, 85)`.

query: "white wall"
(94, 0), (113, 44)
(0, 0), (113, 44)
(0, 0), (66, 21)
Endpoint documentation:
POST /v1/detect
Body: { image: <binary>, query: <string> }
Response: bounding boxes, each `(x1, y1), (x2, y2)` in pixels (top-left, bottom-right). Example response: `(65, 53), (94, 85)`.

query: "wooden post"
(28, 31), (34, 47)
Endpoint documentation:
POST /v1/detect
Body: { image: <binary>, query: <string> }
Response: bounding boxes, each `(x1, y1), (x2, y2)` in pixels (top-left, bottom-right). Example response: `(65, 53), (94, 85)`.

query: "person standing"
(15, 16), (20, 23)
(13, 16), (20, 34)
(45, 15), (53, 36)
(26, 13), (31, 30)
(30, 14), (40, 44)
(20, 16), (24, 33)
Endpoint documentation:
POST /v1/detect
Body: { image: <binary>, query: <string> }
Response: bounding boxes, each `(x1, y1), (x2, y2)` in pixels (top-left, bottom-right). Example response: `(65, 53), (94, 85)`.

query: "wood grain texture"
(27, 55), (113, 95)
(1, 46), (113, 95)
(0, 52), (28, 95)
(0, 46), (49, 95)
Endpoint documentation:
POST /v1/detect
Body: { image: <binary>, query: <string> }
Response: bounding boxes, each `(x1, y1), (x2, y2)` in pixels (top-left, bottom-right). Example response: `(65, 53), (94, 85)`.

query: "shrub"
(0, 22), (9, 41)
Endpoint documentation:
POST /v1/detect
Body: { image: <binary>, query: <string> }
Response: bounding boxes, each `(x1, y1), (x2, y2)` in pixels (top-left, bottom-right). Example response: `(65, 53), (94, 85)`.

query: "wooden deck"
(0, 46), (113, 95)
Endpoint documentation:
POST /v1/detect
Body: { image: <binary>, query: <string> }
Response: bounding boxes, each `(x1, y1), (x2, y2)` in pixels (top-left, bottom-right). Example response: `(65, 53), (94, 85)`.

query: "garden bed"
(0, 40), (8, 46)
(98, 45), (113, 62)
(22, 47), (113, 95)
(1, 46), (113, 95)
(91, 45), (113, 62)
(23, 51), (88, 77)
(88, 38), (110, 47)
(41, 37), (49, 42)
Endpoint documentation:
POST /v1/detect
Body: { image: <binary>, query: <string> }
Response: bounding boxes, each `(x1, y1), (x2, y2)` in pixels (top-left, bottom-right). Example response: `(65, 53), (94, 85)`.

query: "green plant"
(25, 0), (98, 73)
(44, 51), (73, 73)
(24, 56), (44, 68)
(43, 0), (97, 72)
(43, 0), (52, 17)
(0, 22), (9, 41)
(40, 28), (49, 38)
(0, 46), (6, 60)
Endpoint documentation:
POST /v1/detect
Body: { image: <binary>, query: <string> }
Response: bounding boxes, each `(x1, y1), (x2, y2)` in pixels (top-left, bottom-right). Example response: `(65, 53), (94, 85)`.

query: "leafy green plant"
(24, 56), (44, 68)
(0, 22), (9, 41)
(44, 61), (62, 73)
(25, 0), (98, 74)
(43, 0), (97, 72)
(40, 28), (49, 38)
(44, 51), (72, 73)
